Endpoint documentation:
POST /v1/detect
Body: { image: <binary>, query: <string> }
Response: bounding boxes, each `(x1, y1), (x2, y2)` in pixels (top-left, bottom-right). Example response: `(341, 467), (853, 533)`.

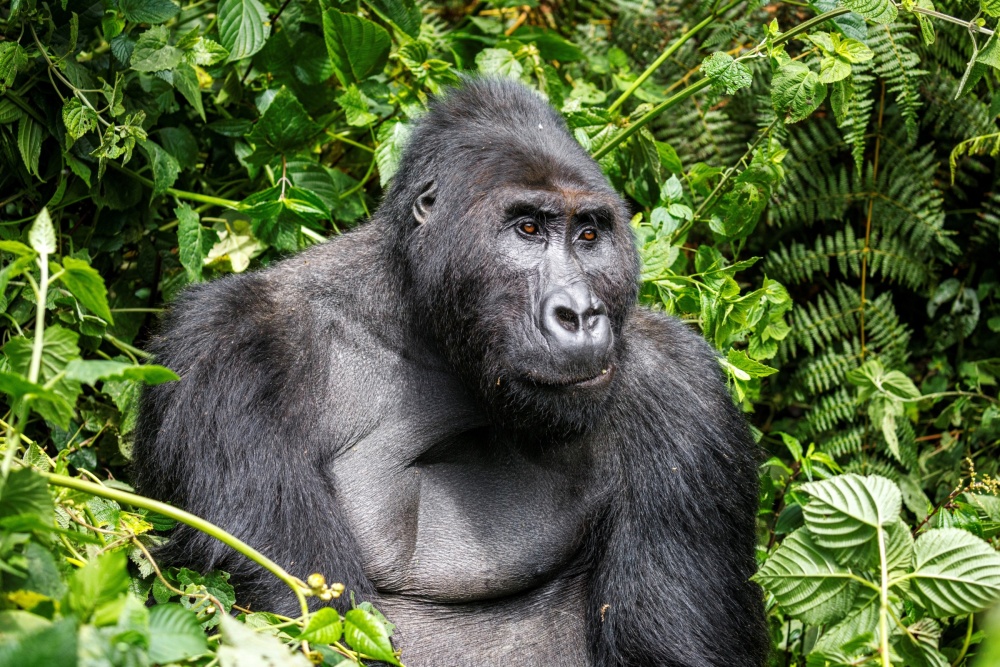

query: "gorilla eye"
(580, 228), (598, 242)
(520, 221), (539, 235)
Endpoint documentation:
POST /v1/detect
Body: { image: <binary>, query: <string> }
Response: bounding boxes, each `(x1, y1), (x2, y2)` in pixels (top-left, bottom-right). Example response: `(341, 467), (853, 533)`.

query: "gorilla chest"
(327, 358), (600, 602)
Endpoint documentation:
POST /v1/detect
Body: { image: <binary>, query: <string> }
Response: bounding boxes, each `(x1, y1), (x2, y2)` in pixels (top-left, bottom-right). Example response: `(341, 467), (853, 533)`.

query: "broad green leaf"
(337, 84), (378, 128)
(836, 38), (873, 63)
(513, 26), (585, 62)
(982, 0), (1000, 17)
(143, 140), (180, 198)
(148, 604), (208, 663)
(62, 98), (98, 142)
(362, 0), (421, 37)
(842, 0), (898, 23)
(0, 467), (53, 520)
(59, 257), (114, 322)
(753, 529), (861, 624)
(131, 26), (183, 72)
(977, 33), (1000, 71)
(893, 618), (948, 667)
(725, 349), (778, 379)
(217, 614), (311, 667)
(299, 608), (343, 644)
(3, 325), (82, 427)
(0, 617), (77, 667)
(29, 208), (57, 255)
(811, 589), (879, 654)
(17, 116), (43, 178)
(701, 52), (753, 95)
(476, 48), (523, 78)
(375, 120), (412, 187)
(0, 42), (28, 93)
(907, 528), (1000, 616)
(219, 0), (271, 62)
(120, 0), (179, 24)
(245, 88), (321, 165)
(344, 608), (400, 665)
(176, 204), (216, 282)
(819, 56), (852, 84)
(772, 61), (827, 123)
(800, 474), (901, 566)
(66, 551), (130, 620)
(64, 359), (178, 386)
(323, 9), (391, 85)
(171, 64), (206, 121)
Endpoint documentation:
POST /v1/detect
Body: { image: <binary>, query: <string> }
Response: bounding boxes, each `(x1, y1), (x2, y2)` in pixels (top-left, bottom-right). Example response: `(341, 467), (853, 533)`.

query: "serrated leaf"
(0, 42), (29, 93)
(772, 61), (827, 123)
(753, 529), (861, 624)
(344, 608), (399, 665)
(148, 604), (208, 663)
(362, 0), (421, 37)
(701, 52), (753, 95)
(337, 84), (377, 128)
(219, 0), (271, 62)
(982, 0), (1000, 17)
(842, 0), (898, 23)
(323, 8), (390, 85)
(176, 203), (216, 282)
(217, 614), (311, 667)
(29, 208), (57, 255)
(17, 116), (43, 178)
(800, 474), (901, 566)
(120, 0), (179, 24)
(299, 608), (343, 644)
(131, 26), (183, 72)
(59, 256), (114, 323)
(725, 349), (778, 379)
(62, 98), (98, 142)
(245, 88), (321, 165)
(0, 467), (53, 520)
(907, 528), (1000, 616)
(64, 360), (178, 386)
(375, 119), (412, 187)
(143, 141), (180, 199)
(476, 48), (523, 78)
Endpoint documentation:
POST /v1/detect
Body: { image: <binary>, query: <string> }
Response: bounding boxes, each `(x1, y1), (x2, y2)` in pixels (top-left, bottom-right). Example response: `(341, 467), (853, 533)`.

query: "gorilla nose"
(540, 285), (611, 364)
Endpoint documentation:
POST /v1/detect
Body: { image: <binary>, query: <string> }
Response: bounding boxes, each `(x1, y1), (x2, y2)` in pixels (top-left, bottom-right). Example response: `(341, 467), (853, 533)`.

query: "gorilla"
(134, 79), (767, 666)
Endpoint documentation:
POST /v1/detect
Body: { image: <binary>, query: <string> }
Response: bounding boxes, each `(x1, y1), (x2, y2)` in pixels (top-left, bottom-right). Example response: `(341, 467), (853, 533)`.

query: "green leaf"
(66, 551), (130, 620)
(131, 26), (183, 72)
(0, 617), (77, 667)
(701, 52), (753, 95)
(170, 64), (206, 121)
(176, 203), (216, 282)
(61, 98), (98, 142)
(119, 0), (179, 24)
(299, 608), (343, 644)
(977, 33), (1000, 71)
(982, 0), (1000, 17)
(800, 474), (901, 566)
(819, 56), (852, 84)
(842, 0), (898, 24)
(337, 84), (378, 128)
(29, 208), (57, 255)
(148, 604), (209, 663)
(245, 87), (321, 165)
(725, 349), (778, 379)
(17, 116), (43, 178)
(143, 140), (181, 198)
(3, 326), (82, 427)
(217, 614), (312, 667)
(64, 359), (178, 386)
(907, 528), (1000, 616)
(362, 0), (421, 37)
(59, 256), (114, 323)
(0, 42), (29, 93)
(772, 61), (827, 123)
(375, 120), (412, 187)
(476, 48), (524, 78)
(753, 528), (861, 624)
(323, 8), (391, 85)
(219, 0), (271, 62)
(513, 26), (585, 62)
(0, 467), (53, 520)
(344, 608), (399, 665)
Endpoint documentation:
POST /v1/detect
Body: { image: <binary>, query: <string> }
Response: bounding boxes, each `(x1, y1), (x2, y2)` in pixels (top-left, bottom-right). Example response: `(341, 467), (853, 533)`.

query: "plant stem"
(107, 162), (241, 210)
(592, 7), (851, 160)
(28, 256), (49, 385)
(42, 472), (312, 616)
(899, 2), (995, 36)
(877, 525), (891, 667)
(952, 614), (975, 667)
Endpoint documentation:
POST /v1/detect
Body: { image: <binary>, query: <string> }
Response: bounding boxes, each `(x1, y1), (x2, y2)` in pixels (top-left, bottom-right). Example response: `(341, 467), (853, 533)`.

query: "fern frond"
(845, 455), (901, 481)
(806, 387), (860, 434)
(950, 133), (1000, 183)
(867, 23), (926, 142)
(839, 69), (876, 173)
(787, 339), (862, 396)
(785, 282), (861, 358)
(922, 71), (992, 140)
(766, 226), (861, 286)
(824, 425), (866, 458)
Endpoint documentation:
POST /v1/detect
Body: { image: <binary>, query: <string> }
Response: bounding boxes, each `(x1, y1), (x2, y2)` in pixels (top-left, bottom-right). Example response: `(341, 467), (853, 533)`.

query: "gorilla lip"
(527, 364), (615, 389)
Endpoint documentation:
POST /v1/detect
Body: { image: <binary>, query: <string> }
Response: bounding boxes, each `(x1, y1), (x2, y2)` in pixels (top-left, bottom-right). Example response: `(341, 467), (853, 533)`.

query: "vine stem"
(607, 0), (743, 114)
(897, 1), (995, 36)
(107, 162), (241, 210)
(27, 254), (49, 385)
(42, 472), (312, 617)
(877, 525), (891, 667)
(592, 7), (851, 160)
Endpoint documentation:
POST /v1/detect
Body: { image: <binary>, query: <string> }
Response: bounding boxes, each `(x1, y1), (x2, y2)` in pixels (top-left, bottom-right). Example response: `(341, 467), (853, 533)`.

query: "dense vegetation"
(1, 0), (1000, 665)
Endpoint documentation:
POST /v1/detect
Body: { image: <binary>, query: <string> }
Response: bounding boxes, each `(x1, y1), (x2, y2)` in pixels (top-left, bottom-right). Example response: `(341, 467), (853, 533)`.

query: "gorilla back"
(134, 79), (768, 666)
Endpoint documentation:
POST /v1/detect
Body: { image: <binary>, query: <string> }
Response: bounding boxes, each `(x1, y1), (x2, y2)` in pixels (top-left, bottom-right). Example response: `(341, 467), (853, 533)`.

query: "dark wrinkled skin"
(134, 79), (768, 667)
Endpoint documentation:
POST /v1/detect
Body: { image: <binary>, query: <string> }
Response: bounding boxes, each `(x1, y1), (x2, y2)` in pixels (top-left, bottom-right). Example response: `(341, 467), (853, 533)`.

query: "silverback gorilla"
(134, 79), (767, 666)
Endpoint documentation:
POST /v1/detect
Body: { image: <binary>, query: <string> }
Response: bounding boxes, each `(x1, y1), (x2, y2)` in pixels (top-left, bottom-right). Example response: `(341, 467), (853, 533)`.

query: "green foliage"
(1, 0), (999, 665)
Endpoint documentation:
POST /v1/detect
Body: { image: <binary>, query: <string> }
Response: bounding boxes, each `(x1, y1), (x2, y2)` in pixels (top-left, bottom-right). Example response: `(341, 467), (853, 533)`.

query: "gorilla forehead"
(393, 79), (613, 200)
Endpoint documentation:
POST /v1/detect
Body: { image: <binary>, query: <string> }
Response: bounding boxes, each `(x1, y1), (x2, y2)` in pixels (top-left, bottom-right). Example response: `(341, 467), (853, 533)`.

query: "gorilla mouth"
(523, 364), (616, 390)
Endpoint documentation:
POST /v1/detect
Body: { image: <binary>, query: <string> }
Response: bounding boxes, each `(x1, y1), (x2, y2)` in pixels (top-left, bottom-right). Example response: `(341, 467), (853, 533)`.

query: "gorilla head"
(382, 79), (640, 431)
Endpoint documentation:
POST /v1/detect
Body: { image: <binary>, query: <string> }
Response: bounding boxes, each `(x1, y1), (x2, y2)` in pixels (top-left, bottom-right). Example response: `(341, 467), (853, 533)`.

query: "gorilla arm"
(587, 310), (768, 667)
(132, 271), (375, 615)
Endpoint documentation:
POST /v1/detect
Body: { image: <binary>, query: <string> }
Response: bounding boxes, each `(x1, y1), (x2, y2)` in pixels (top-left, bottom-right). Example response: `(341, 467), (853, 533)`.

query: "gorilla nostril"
(555, 307), (579, 332)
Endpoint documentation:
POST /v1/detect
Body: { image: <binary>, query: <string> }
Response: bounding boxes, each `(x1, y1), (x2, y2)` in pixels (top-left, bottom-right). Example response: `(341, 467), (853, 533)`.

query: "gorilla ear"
(413, 182), (437, 225)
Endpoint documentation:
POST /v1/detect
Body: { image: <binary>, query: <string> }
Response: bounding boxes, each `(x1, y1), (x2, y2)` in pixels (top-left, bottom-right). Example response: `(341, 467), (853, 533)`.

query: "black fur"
(133, 79), (768, 666)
